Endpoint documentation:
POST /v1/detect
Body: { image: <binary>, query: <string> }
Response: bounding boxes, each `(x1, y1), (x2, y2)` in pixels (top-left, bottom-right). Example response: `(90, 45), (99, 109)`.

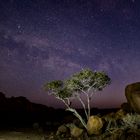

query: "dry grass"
(0, 130), (47, 140)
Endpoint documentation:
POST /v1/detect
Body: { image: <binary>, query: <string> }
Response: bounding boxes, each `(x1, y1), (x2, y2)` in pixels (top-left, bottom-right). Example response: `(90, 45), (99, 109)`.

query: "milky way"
(0, 0), (140, 108)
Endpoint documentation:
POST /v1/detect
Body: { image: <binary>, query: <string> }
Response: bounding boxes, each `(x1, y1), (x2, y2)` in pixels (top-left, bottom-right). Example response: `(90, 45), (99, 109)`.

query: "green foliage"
(44, 80), (72, 99)
(56, 88), (72, 99)
(44, 68), (111, 100)
(65, 69), (111, 92)
(93, 71), (111, 90)
(105, 118), (120, 134)
(44, 80), (63, 91)
(122, 113), (140, 130)
(44, 68), (111, 129)
(104, 113), (140, 135)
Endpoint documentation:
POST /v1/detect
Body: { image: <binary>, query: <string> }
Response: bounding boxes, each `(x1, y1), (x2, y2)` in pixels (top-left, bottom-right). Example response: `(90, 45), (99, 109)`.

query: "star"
(17, 25), (21, 29)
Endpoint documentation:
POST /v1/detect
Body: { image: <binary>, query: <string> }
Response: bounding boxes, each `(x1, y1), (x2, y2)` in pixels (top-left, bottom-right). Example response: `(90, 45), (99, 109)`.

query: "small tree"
(44, 68), (111, 129)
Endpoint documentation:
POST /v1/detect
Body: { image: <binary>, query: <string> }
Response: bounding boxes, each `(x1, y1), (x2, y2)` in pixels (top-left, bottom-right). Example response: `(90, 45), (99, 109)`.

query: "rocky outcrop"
(56, 125), (69, 135)
(70, 125), (83, 138)
(87, 115), (103, 135)
(0, 92), (61, 128)
(125, 82), (140, 113)
(121, 102), (133, 113)
(115, 109), (126, 119)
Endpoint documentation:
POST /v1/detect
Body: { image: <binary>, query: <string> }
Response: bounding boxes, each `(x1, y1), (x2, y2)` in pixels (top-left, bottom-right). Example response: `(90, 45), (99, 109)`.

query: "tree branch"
(77, 87), (91, 119)
(75, 93), (88, 120)
(56, 96), (87, 129)
(66, 108), (87, 129)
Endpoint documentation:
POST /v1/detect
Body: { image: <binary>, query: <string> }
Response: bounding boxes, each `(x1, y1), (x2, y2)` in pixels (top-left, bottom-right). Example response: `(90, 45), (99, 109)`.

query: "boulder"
(70, 125), (83, 138)
(115, 109), (126, 120)
(87, 115), (103, 135)
(121, 102), (133, 113)
(33, 122), (40, 130)
(56, 125), (68, 135)
(125, 82), (140, 113)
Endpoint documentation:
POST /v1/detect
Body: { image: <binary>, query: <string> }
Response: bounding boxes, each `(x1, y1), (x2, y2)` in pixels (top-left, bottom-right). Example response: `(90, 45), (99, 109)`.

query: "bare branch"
(56, 96), (87, 129)
(66, 108), (87, 129)
(75, 93), (88, 120)
(76, 87), (91, 118)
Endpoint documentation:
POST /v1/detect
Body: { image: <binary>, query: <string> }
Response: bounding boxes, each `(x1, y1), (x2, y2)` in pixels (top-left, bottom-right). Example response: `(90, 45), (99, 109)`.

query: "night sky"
(0, 0), (140, 108)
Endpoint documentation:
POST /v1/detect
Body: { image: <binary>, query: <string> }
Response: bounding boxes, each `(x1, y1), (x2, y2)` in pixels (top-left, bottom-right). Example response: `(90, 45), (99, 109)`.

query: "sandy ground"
(0, 130), (47, 140)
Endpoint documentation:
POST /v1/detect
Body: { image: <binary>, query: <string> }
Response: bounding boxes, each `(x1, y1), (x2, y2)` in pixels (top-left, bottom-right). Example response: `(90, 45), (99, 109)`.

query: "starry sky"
(0, 0), (140, 108)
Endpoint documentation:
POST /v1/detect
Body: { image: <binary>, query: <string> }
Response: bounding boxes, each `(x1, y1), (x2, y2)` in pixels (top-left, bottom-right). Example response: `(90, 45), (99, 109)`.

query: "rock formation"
(125, 82), (140, 114)
(70, 125), (83, 138)
(87, 115), (103, 135)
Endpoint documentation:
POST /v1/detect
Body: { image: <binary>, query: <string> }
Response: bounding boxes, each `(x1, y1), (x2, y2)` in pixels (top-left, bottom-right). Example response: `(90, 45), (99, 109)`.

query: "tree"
(44, 68), (111, 129)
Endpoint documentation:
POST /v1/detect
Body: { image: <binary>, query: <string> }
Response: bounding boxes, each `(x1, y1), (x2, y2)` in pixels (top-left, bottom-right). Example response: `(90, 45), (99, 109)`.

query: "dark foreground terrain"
(0, 130), (46, 140)
(1, 92), (140, 140)
(0, 92), (119, 139)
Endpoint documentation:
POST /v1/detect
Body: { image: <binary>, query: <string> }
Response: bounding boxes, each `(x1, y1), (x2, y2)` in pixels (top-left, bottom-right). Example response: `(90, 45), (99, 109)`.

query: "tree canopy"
(44, 68), (111, 129)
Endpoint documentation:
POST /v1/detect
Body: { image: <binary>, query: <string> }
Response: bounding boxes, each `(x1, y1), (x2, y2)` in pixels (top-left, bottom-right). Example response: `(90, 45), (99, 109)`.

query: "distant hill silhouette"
(0, 92), (73, 129)
(0, 92), (53, 112)
(0, 92), (118, 129)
